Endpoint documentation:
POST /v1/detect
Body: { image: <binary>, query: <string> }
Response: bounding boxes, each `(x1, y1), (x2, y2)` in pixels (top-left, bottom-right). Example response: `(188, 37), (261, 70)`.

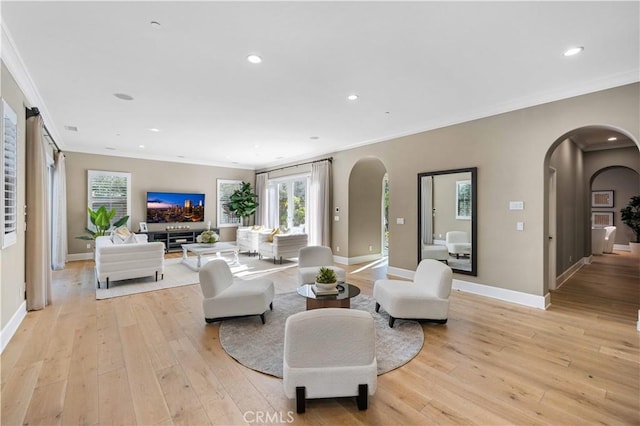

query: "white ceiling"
(2, 1), (639, 169)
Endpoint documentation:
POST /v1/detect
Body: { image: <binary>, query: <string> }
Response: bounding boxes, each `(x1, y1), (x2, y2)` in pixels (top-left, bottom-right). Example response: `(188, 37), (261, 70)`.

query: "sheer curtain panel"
(52, 151), (67, 270)
(309, 160), (331, 246)
(255, 173), (268, 227)
(26, 115), (52, 310)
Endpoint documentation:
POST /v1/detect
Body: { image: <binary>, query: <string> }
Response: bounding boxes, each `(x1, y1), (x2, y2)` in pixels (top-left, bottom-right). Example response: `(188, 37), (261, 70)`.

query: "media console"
(146, 228), (220, 252)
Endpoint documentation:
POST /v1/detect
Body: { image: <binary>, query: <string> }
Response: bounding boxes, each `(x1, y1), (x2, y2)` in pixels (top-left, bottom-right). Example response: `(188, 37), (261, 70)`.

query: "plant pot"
(630, 242), (640, 255)
(315, 282), (337, 291)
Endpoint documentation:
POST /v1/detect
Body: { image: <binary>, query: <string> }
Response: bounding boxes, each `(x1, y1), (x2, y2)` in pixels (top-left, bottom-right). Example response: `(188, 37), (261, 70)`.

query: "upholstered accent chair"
(445, 231), (471, 259)
(283, 308), (377, 413)
(373, 259), (453, 328)
(94, 234), (165, 289)
(603, 226), (617, 254)
(258, 231), (308, 264)
(297, 246), (346, 284)
(592, 227), (606, 255)
(236, 226), (262, 256)
(198, 258), (275, 324)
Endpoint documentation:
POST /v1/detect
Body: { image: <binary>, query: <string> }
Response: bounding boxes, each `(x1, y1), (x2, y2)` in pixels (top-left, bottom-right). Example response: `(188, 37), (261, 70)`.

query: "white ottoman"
(421, 245), (449, 263)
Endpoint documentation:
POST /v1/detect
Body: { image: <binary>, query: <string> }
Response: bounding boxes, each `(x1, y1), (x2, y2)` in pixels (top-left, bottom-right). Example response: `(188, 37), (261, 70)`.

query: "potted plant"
(77, 206), (129, 240)
(315, 267), (338, 290)
(620, 195), (640, 255)
(226, 181), (259, 226)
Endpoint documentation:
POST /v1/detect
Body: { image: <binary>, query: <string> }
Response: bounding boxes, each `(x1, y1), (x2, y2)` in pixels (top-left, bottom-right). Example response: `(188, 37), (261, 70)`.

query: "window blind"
(87, 170), (131, 230)
(2, 100), (18, 248)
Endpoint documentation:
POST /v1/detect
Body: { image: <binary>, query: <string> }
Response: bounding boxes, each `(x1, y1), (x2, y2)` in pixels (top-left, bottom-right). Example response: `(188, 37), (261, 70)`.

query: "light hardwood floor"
(1, 251), (638, 425)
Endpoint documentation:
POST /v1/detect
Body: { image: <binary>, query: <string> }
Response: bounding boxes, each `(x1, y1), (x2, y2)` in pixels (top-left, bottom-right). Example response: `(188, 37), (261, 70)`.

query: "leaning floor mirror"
(417, 167), (477, 276)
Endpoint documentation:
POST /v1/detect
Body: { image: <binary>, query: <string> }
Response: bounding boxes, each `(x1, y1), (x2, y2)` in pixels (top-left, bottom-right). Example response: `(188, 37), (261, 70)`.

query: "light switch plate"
(509, 201), (524, 210)
(516, 221), (524, 231)
(396, 217), (404, 225)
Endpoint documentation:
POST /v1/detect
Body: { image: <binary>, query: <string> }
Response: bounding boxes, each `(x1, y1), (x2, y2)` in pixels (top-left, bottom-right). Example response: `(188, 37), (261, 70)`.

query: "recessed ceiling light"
(64, 125), (78, 132)
(310, 136), (320, 140)
(563, 46), (584, 57)
(177, 155), (185, 158)
(247, 54), (262, 64)
(114, 93), (134, 101)
(105, 147), (116, 151)
(139, 144), (145, 149)
(150, 21), (161, 29)
(347, 94), (359, 101)
(148, 128), (160, 132)
(608, 137), (618, 141)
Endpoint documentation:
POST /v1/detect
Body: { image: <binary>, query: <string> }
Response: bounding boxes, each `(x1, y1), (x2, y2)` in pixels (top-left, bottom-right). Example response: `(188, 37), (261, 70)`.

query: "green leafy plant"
(227, 181), (259, 223)
(76, 206), (129, 240)
(315, 267), (337, 284)
(620, 195), (640, 243)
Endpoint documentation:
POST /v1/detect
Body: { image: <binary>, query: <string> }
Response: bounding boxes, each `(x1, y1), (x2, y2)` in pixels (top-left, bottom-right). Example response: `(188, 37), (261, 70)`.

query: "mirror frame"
(417, 167), (477, 276)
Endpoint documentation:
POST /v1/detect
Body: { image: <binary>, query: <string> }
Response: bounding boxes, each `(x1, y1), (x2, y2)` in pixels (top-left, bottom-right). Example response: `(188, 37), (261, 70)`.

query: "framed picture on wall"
(217, 179), (242, 227)
(591, 190), (614, 208)
(591, 211), (613, 227)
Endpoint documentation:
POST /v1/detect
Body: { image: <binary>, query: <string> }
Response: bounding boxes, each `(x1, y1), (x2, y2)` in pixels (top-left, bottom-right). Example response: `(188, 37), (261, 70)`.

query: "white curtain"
(52, 151), (67, 270)
(26, 115), (52, 310)
(255, 173), (268, 227)
(421, 176), (434, 245)
(309, 160), (331, 246)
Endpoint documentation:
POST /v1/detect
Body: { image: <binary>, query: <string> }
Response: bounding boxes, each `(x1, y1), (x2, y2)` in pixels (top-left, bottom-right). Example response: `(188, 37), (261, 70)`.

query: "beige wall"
(331, 83), (639, 297)
(1, 62), (27, 330)
(65, 152), (254, 255)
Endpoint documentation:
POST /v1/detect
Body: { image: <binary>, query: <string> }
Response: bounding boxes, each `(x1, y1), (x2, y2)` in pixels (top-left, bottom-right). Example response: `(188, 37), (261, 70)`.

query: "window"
(1, 100), (18, 248)
(269, 176), (308, 231)
(87, 170), (131, 230)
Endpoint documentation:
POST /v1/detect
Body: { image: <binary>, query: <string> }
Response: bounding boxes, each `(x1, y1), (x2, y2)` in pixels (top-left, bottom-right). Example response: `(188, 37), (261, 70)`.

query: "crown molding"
(1, 20), (63, 148)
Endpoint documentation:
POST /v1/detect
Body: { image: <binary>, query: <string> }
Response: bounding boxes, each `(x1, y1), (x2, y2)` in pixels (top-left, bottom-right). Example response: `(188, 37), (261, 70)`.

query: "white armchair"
(258, 231), (308, 264)
(445, 231), (471, 259)
(297, 246), (346, 284)
(373, 259), (453, 328)
(283, 308), (377, 413)
(199, 258), (275, 324)
(603, 226), (616, 253)
(236, 226), (262, 256)
(592, 227), (606, 255)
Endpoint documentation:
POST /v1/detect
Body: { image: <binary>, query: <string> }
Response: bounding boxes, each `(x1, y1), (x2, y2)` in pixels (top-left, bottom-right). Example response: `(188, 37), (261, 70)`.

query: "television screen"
(146, 191), (205, 223)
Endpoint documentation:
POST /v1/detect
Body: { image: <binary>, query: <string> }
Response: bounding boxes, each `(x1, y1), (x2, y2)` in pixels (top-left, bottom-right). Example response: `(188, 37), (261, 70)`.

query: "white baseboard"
(333, 253), (382, 266)
(555, 257), (588, 289)
(67, 253), (94, 261)
(1, 300), (27, 354)
(383, 266), (547, 310)
(452, 279), (548, 310)
(614, 244), (630, 252)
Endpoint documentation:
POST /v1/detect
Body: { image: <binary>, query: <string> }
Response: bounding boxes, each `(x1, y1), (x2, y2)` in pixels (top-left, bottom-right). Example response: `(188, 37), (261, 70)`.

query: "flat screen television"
(146, 191), (205, 223)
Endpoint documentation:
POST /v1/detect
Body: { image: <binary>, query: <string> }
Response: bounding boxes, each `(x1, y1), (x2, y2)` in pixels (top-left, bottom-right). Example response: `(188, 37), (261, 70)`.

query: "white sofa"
(258, 231), (308, 264)
(236, 226), (262, 256)
(95, 235), (165, 289)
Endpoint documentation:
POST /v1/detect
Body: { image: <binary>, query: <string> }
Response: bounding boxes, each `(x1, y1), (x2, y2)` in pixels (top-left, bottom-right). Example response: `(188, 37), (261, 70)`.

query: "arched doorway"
(543, 125), (639, 324)
(348, 157), (388, 263)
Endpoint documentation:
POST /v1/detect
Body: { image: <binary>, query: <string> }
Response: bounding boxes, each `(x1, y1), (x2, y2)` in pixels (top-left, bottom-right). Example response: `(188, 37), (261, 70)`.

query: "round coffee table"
(296, 283), (361, 310)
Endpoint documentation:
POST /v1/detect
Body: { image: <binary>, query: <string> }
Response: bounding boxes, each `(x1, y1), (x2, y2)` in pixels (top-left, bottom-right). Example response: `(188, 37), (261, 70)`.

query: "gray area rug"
(219, 292), (424, 377)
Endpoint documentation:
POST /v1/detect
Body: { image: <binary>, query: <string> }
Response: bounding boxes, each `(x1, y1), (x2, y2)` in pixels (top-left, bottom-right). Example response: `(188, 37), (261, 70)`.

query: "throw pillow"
(113, 226), (131, 239)
(122, 233), (137, 244)
(268, 228), (280, 242)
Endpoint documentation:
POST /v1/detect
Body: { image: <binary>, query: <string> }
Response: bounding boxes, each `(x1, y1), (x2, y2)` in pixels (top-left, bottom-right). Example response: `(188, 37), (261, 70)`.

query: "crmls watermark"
(243, 411), (295, 424)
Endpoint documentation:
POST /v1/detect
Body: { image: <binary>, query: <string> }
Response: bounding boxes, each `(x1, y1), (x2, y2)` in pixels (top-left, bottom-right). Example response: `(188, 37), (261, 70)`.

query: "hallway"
(551, 250), (640, 326)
